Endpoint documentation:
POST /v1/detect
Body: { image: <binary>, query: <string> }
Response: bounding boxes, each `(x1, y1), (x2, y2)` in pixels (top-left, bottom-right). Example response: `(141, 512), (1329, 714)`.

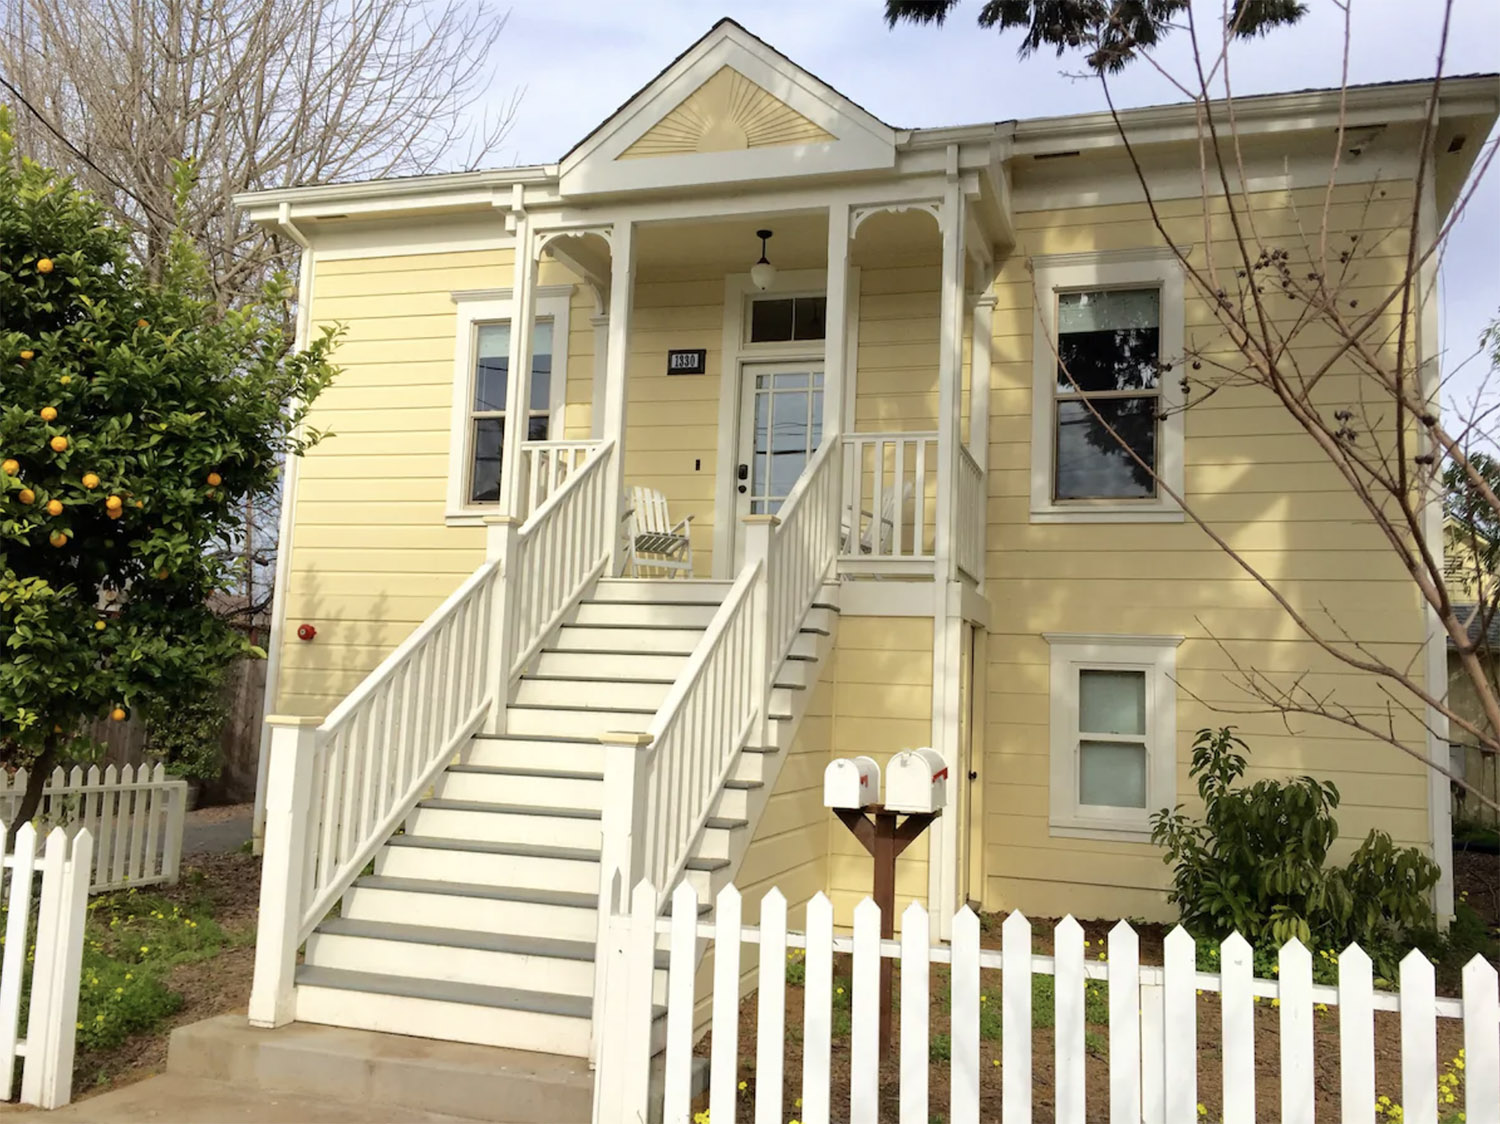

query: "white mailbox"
(823, 756), (881, 809)
(885, 747), (948, 814)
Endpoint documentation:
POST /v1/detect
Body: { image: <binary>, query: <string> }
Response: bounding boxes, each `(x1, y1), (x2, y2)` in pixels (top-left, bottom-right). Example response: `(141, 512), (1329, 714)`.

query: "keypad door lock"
(737, 463), (748, 494)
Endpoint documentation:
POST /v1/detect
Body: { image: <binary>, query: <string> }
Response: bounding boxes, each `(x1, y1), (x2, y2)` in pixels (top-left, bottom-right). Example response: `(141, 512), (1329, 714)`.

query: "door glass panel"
(747, 369), (824, 515)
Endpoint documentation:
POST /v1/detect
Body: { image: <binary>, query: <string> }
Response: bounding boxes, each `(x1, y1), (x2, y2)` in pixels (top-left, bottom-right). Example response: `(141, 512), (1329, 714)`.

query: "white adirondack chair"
(842, 481), (914, 556)
(623, 487), (694, 578)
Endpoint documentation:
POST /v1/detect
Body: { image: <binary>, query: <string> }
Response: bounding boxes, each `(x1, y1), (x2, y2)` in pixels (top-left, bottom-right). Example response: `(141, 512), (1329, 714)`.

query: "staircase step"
(466, 736), (609, 772)
(294, 966), (597, 1056)
(343, 876), (598, 941)
(377, 834), (599, 893)
(408, 801), (602, 849)
(532, 649), (689, 680)
(574, 601), (720, 628)
(306, 919), (603, 998)
(515, 676), (673, 710)
(592, 578), (731, 604)
(436, 765), (603, 809)
(504, 703), (654, 739)
(553, 625), (704, 653)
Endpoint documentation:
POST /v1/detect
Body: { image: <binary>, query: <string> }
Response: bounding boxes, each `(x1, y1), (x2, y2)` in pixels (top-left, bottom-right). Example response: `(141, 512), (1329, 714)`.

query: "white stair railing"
(955, 443), (985, 583)
(251, 559), (500, 1027)
(593, 439), (841, 1060)
(503, 438), (616, 681)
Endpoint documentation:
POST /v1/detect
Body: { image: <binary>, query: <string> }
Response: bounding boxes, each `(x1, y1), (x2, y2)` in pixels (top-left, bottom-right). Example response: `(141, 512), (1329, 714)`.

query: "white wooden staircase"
(290, 577), (838, 1055)
(252, 436), (845, 1066)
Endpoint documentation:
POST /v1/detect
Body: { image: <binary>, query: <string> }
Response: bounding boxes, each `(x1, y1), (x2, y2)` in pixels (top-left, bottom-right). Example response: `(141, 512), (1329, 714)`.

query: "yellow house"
(237, 21), (1499, 1057)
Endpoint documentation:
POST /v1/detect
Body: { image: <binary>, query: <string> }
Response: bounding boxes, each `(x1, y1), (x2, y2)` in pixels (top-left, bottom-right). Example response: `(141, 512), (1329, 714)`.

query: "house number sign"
(666, 348), (707, 375)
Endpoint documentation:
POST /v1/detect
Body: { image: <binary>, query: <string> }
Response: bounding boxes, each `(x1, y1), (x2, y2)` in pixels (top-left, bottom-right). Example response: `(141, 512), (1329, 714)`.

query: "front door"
(734, 362), (825, 564)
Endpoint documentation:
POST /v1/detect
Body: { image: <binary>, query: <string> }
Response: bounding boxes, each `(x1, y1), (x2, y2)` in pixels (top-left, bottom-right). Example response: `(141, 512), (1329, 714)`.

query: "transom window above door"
(748, 295), (826, 343)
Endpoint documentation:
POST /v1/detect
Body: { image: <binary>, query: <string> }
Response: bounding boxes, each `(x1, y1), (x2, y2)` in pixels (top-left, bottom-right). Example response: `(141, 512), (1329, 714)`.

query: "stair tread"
(522, 674), (676, 686)
(315, 917), (597, 960)
(685, 857), (730, 872)
(295, 965), (600, 1019)
(560, 622), (706, 631)
(447, 763), (604, 781)
(723, 778), (762, 790)
(539, 647), (696, 658)
(507, 702), (656, 715)
(418, 798), (602, 820)
(469, 732), (609, 746)
(704, 816), (747, 830)
(385, 835), (599, 862)
(355, 875), (596, 908)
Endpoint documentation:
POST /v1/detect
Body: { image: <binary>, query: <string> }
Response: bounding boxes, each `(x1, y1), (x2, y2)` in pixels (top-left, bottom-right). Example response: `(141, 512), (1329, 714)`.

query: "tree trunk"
(6, 739), (57, 849)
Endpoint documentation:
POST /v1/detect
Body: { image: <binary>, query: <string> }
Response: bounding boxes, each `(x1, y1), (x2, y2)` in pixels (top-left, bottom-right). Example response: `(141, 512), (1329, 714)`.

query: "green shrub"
(928, 1032), (951, 1062)
(1151, 728), (1440, 974)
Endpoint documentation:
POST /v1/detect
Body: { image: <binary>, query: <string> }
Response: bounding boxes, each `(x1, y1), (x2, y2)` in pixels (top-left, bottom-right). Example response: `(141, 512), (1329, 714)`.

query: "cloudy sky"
(477, 0), (1498, 411)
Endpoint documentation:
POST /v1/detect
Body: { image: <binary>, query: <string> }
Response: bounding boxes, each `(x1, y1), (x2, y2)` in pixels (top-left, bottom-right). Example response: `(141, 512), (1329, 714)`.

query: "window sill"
(1030, 506), (1184, 524)
(1048, 818), (1157, 844)
(444, 509), (498, 528)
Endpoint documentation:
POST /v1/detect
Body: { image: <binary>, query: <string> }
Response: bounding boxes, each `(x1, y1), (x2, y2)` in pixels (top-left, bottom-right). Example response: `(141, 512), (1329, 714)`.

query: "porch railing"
(955, 444), (985, 583)
(519, 440), (602, 523)
(839, 432), (937, 571)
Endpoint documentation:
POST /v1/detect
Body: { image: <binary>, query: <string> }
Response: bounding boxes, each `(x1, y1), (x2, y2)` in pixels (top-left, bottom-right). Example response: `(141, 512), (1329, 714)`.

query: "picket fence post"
(1001, 911), (1031, 1124)
(1220, 932), (1256, 1124)
(663, 882), (697, 1124)
(21, 828), (93, 1108)
(950, 906), (980, 1124)
(849, 898), (881, 1122)
(1462, 955), (1500, 1124)
(0, 823), (39, 1094)
(708, 885), (742, 1124)
(899, 902), (930, 1124)
(1400, 949), (1438, 1124)
(1163, 926), (1197, 1123)
(754, 888), (787, 1124)
(1053, 916), (1085, 1124)
(1139, 981), (1165, 1124)
(802, 893), (834, 1124)
(1108, 919), (1142, 1123)
(1280, 939), (1315, 1124)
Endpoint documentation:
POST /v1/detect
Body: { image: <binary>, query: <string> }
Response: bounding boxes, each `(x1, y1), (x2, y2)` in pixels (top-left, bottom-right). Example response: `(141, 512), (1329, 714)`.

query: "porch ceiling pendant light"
(750, 229), (776, 291)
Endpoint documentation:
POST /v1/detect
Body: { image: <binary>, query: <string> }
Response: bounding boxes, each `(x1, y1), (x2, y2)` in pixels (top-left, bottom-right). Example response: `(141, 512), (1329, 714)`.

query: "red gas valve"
(296, 623), (317, 641)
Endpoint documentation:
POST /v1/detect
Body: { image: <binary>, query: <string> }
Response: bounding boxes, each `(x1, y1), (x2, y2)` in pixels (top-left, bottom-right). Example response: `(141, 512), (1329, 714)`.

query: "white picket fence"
(1, 825), (92, 1108)
(593, 880), (1500, 1124)
(0, 764), (186, 893)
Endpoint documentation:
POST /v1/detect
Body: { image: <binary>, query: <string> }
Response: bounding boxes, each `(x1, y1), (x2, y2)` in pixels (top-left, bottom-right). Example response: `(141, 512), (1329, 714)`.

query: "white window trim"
(445, 284), (573, 525)
(1029, 248), (1185, 523)
(1045, 632), (1182, 841)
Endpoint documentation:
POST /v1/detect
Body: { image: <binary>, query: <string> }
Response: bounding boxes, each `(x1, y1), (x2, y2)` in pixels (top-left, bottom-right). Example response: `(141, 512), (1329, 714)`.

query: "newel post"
(483, 515), (522, 733)
(592, 730), (651, 1065)
(248, 715), (320, 1028)
(741, 513), (778, 747)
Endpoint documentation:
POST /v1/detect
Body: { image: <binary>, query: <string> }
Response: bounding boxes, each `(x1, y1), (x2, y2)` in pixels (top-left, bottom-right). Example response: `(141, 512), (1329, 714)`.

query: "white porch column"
(603, 219), (636, 572)
(499, 216), (539, 516)
(823, 202), (851, 443)
(930, 151), (967, 937)
(970, 286), (995, 477)
(933, 165), (966, 584)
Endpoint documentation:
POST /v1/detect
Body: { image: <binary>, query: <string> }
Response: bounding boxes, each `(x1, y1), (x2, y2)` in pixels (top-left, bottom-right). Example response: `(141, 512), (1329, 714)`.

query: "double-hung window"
(1046, 633), (1181, 838)
(1030, 250), (1185, 522)
(446, 287), (572, 522)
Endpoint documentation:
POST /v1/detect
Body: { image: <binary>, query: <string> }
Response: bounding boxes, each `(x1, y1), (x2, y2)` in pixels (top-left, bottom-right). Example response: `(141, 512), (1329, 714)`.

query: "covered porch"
(488, 191), (1000, 590)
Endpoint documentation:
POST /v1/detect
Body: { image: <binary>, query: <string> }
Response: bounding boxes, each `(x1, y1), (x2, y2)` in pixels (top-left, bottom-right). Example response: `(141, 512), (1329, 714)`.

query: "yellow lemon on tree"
(137, 318), (149, 328)
(18, 488), (35, 505)
(50, 435), (68, 453)
(110, 707), (126, 722)
(206, 471), (222, 486)
(156, 569), (169, 581)
(133, 499), (144, 509)
(40, 406), (57, 422)
(19, 350), (33, 361)
(46, 499), (63, 516)
(49, 530), (68, 548)
(82, 472), (99, 489)
(59, 374), (71, 385)
(94, 620), (107, 631)
(2, 458), (18, 476)
(105, 494), (123, 509)
(37, 258), (53, 274)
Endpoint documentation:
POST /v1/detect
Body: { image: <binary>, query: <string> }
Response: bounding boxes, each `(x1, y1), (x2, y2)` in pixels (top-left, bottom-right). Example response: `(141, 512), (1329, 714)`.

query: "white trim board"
(445, 285), (575, 525)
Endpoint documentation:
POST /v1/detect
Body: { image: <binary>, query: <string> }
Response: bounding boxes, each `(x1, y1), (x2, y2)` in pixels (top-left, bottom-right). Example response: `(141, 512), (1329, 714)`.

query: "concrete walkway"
(8, 1075), (484, 1123)
(181, 805), (253, 855)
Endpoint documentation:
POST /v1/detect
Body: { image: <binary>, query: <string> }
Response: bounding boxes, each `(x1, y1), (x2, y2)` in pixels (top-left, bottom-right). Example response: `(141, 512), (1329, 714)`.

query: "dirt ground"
(69, 851), (261, 1099)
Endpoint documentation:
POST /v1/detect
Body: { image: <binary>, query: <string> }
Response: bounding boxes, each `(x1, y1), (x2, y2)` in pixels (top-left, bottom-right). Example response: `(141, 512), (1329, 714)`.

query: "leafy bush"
(143, 667), (228, 781)
(1151, 727), (1440, 972)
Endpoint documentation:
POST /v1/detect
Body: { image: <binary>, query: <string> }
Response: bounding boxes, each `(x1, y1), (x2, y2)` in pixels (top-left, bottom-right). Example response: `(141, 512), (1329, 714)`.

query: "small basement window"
(749, 296), (826, 343)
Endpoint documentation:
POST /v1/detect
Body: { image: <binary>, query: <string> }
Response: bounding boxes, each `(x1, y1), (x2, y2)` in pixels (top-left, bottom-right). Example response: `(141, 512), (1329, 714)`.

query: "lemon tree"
(0, 111), (338, 835)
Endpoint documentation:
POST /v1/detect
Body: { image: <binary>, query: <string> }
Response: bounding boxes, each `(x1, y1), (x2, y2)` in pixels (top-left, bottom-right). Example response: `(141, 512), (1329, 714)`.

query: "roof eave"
(232, 164), (558, 223)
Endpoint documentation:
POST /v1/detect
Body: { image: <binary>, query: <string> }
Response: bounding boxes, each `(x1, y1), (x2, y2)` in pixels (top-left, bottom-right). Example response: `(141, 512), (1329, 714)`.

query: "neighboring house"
(236, 21), (1499, 1056)
(1444, 518), (1500, 826)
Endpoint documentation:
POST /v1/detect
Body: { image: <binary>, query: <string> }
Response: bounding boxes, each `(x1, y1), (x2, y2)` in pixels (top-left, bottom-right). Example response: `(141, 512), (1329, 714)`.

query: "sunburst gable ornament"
(620, 67), (834, 159)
